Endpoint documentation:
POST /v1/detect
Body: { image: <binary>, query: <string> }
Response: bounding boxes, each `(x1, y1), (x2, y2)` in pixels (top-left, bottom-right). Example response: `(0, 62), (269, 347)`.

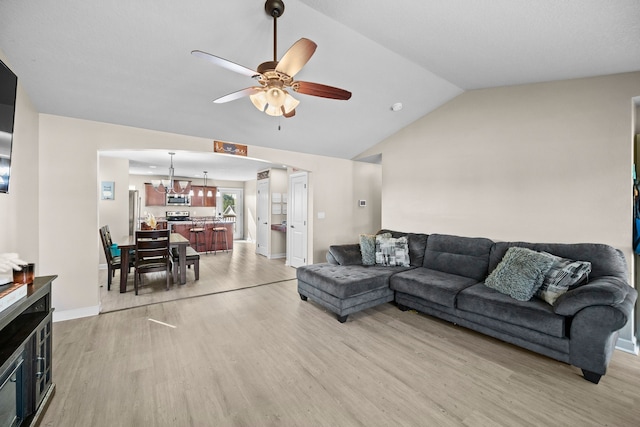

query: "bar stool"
(211, 219), (229, 254)
(189, 218), (207, 253)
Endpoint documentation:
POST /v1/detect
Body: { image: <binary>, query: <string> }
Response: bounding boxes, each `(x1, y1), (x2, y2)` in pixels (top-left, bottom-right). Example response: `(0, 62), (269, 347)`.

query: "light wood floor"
(44, 279), (640, 426)
(99, 241), (297, 312)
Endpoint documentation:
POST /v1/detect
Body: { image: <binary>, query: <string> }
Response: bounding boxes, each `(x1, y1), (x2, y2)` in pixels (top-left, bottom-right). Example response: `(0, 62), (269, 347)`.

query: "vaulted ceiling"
(1, 1), (638, 176)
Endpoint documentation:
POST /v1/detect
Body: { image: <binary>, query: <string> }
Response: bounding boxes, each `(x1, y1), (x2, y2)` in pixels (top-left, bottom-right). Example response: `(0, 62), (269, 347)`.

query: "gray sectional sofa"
(296, 230), (637, 383)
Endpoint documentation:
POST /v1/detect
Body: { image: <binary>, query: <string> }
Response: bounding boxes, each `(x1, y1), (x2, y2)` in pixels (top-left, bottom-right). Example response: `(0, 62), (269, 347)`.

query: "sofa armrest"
(328, 244), (363, 266)
(553, 276), (635, 316)
(568, 293), (636, 378)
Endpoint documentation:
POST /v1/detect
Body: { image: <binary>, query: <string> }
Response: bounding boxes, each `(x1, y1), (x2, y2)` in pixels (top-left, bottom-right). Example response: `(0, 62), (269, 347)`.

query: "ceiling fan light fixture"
(265, 87), (286, 108)
(264, 104), (283, 116)
(250, 91), (268, 112)
(250, 89), (297, 116)
(282, 92), (299, 114)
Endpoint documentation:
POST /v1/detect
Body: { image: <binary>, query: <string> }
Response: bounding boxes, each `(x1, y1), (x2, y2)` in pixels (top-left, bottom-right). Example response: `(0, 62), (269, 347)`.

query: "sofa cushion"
(422, 234), (493, 281)
(485, 247), (556, 301)
(378, 230), (428, 267)
(390, 267), (478, 307)
(536, 253), (592, 305)
(297, 263), (402, 299)
(458, 283), (567, 338)
(328, 244), (363, 266)
(375, 234), (410, 267)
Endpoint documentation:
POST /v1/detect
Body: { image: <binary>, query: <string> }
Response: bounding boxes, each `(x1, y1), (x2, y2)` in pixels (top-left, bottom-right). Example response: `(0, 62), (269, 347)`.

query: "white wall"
(360, 71), (640, 351)
(0, 51), (39, 280)
(98, 156), (129, 264)
(361, 72), (639, 250)
(351, 161), (382, 236)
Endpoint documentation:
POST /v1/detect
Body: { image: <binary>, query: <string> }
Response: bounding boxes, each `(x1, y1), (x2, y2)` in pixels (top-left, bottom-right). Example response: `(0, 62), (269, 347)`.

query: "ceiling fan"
(192, 0), (351, 118)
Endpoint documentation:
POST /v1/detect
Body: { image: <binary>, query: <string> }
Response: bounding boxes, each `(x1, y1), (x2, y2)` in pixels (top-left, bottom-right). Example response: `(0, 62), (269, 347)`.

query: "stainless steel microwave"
(166, 194), (191, 206)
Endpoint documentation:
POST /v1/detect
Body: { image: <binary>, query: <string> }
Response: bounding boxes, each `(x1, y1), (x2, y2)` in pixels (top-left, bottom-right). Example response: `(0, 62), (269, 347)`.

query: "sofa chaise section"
(297, 263), (398, 323)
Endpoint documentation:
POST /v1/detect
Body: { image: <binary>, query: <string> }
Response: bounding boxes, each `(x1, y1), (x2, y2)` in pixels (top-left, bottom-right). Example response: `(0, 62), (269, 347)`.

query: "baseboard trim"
(53, 305), (100, 322)
(268, 253), (286, 259)
(615, 336), (639, 355)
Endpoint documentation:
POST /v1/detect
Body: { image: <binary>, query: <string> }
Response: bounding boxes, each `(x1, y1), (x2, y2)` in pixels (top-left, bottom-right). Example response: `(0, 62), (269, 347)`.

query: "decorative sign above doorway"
(214, 140), (248, 156)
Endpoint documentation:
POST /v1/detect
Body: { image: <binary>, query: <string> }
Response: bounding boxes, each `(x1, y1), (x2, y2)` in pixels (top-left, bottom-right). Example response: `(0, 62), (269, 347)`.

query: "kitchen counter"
(168, 220), (234, 252)
(147, 216), (236, 223)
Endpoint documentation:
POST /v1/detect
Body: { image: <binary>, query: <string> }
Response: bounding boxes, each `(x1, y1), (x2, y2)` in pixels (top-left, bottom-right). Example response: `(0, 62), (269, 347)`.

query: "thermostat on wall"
(358, 200), (366, 207)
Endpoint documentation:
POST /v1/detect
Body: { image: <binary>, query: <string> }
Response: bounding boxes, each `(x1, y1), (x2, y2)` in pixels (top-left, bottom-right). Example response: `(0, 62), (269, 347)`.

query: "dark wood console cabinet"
(0, 275), (56, 426)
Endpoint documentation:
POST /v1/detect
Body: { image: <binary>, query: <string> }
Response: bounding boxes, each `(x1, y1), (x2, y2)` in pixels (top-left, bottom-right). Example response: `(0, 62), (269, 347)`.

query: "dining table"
(117, 232), (191, 293)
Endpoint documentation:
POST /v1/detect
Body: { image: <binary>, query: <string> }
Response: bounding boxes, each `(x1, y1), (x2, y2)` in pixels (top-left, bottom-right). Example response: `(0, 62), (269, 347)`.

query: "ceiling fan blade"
(283, 108), (295, 118)
(293, 81), (352, 100)
(191, 50), (259, 78)
(275, 38), (317, 78)
(214, 87), (263, 104)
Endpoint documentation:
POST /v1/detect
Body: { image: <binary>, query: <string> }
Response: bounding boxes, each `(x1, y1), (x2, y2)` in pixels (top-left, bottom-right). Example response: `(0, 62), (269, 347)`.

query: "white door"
(256, 179), (269, 256)
(217, 188), (243, 240)
(289, 172), (308, 267)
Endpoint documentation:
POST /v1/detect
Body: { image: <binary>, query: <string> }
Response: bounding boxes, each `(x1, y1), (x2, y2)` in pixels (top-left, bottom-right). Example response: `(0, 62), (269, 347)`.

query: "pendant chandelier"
(151, 152), (190, 194)
(198, 171), (213, 197)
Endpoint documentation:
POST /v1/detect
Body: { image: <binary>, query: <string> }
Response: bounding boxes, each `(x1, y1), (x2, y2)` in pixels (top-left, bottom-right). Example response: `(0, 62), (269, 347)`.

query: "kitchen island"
(167, 217), (234, 253)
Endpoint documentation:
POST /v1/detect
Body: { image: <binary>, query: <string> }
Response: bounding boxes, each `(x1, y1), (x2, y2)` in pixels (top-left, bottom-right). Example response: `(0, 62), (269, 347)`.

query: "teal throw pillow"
(485, 247), (555, 301)
(359, 234), (376, 266)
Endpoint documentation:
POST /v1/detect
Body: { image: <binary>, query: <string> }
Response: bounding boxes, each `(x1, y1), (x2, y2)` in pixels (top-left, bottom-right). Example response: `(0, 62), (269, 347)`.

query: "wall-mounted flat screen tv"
(0, 59), (17, 193)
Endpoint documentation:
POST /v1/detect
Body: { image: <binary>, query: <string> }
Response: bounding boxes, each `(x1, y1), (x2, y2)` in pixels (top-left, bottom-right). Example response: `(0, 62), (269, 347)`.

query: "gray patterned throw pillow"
(375, 233), (410, 267)
(536, 252), (591, 305)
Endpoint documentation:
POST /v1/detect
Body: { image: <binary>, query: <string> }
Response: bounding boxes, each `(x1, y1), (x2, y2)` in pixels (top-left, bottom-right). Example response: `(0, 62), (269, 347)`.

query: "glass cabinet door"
(34, 314), (52, 407)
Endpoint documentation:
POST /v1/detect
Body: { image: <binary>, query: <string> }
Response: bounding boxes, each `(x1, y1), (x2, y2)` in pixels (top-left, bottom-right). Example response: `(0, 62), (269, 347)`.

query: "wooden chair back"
(134, 229), (171, 294)
(135, 229), (170, 263)
(99, 226), (115, 264)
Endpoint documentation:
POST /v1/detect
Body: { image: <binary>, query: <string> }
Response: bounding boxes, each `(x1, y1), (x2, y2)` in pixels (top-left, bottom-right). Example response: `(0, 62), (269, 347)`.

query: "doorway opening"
(217, 187), (243, 240)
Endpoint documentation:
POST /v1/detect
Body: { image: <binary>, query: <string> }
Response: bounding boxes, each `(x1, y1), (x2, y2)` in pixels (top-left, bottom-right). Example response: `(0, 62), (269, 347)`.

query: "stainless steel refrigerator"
(128, 190), (141, 235)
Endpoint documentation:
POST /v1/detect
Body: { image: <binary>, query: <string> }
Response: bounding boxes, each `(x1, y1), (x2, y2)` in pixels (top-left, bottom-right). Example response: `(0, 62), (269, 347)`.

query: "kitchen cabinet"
(145, 183), (166, 206)
(190, 186), (216, 207)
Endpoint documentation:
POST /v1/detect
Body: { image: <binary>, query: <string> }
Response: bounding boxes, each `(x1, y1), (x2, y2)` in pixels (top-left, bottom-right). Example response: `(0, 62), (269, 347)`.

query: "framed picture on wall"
(101, 181), (115, 200)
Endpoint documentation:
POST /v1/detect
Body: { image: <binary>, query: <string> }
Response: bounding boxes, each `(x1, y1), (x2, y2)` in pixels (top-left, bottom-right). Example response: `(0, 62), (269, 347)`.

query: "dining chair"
(134, 229), (171, 295)
(99, 225), (132, 291)
(210, 218), (229, 254)
(189, 218), (207, 253)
